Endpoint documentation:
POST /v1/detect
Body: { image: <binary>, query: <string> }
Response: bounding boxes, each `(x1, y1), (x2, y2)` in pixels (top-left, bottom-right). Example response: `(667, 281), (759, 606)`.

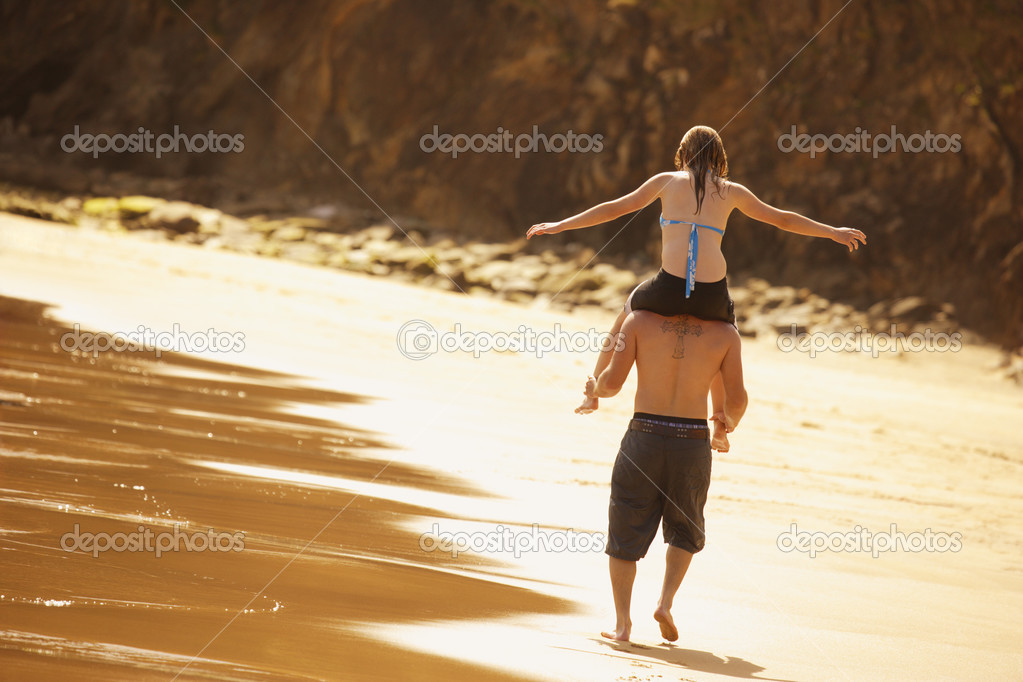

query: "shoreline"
(3, 181), (1014, 374)
(1, 213), (1021, 681)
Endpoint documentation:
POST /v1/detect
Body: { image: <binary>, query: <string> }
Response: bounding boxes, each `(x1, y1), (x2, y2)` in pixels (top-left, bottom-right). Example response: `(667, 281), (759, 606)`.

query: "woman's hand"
(830, 227), (867, 252)
(526, 222), (564, 239)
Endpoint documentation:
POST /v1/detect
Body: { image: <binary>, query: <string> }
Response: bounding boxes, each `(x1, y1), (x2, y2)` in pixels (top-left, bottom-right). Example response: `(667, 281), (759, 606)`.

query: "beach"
(1, 213), (1021, 681)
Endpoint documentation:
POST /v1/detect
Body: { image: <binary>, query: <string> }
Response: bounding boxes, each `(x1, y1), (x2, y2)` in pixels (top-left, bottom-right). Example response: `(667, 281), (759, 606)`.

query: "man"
(584, 310), (747, 643)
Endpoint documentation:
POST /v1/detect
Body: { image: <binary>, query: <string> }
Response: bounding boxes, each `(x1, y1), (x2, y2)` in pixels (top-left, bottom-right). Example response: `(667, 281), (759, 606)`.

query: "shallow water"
(0, 296), (570, 680)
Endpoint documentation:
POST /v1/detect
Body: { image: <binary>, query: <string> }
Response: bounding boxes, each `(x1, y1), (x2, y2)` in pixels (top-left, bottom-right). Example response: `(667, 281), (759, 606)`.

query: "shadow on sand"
(592, 637), (798, 682)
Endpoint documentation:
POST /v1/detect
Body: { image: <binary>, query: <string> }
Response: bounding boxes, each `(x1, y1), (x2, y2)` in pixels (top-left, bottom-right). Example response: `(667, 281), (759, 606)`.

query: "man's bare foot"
(653, 607), (678, 642)
(600, 621), (631, 642)
(575, 395), (599, 414)
(710, 420), (729, 452)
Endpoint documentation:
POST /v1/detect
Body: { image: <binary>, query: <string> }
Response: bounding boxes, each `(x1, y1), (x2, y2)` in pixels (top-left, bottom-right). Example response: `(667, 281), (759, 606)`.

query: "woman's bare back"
(657, 171), (733, 283)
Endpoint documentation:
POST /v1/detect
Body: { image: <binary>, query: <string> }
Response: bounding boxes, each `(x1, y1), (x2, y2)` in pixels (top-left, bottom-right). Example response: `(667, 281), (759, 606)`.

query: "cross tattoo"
(661, 315), (703, 358)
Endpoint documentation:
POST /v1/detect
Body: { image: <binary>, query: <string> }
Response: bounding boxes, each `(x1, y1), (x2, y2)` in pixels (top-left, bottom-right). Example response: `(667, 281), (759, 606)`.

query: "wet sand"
(1, 213), (1022, 681)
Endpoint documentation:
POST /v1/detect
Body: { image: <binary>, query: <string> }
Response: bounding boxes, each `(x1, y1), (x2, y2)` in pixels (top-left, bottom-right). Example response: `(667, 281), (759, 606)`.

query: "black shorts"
(606, 414), (713, 561)
(628, 269), (736, 326)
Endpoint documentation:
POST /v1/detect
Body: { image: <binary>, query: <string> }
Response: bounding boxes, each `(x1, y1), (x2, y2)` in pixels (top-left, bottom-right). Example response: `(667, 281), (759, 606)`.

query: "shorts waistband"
(629, 415), (709, 440)
(633, 412), (707, 426)
(654, 269), (727, 289)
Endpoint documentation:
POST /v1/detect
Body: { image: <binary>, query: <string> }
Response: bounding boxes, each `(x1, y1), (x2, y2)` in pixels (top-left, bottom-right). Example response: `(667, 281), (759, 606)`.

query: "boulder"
(888, 296), (938, 322)
(270, 225), (307, 242)
(145, 201), (203, 233)
(278, 242), (326, 265)
(117, 195), (165, 217)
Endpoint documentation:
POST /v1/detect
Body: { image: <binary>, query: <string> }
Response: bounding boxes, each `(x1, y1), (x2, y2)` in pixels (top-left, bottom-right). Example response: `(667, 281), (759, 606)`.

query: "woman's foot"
(575, 395), (599, 414)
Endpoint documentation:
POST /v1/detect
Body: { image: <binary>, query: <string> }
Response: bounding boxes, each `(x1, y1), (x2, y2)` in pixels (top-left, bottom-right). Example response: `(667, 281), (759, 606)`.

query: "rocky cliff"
(1, 0), (1021, 345)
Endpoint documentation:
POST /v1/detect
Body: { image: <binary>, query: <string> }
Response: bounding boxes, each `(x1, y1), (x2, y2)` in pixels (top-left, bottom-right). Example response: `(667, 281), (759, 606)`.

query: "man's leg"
(653, 545), (693, 642)
(601, 556), (637, 642)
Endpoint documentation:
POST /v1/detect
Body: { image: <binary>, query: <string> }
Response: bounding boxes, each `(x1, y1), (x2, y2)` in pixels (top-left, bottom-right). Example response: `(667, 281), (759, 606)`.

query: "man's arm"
(719, 330), (748, 430)
(729, 182), (866, 252)
(587, 314), (638, 398)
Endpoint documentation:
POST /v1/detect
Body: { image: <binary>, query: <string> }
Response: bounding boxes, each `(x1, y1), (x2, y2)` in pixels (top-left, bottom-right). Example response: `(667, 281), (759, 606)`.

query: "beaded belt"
(628, 418), (709, 440)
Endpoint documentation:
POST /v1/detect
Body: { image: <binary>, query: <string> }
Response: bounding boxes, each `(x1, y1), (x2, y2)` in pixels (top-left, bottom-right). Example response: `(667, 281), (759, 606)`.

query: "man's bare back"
(587, 311), (746, 428)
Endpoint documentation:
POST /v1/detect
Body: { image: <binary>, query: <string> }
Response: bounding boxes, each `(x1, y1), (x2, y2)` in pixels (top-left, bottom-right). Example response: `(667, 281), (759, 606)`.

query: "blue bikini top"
(659, 215), (726, 298)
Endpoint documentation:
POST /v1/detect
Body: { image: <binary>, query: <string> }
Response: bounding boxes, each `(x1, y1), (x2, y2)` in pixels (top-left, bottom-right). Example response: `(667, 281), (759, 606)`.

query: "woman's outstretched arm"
(526, 172), (674, 239)
(729, 182), (867, 252)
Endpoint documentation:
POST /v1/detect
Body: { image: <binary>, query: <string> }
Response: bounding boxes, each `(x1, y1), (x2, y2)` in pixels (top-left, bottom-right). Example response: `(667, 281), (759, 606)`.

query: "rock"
(216, 214), (250, 237)
(513, 261), (548, 283)
(312, 232), (352, 249)
(81, 197), (119, 217)
(278, 242), (326, 265)
(382, 245), (425, 264)
(339, 250), (371, 269)
(219, 231), (264, 255)
(496, 277), (538, 295)
(867, 300), (890, 318)
(760, 286), (798, 311)
(383, 246), (438, 276)
(145, 201), (202, 233)
(464, 260), (515, 288)
(465, 242), (517, 261)
(325, 252), (349, 269)
(888, 296), (938, 322)
(357, 224), (395, 244)
(248, 217), (288, 233)
(429, 236), (458, 249)
(270, 225), (306, 242)
(117, 195), (165, 217)
(772, 322), (808, 335)
(744, 277), (770, 294)
(331, 250), (389, 276)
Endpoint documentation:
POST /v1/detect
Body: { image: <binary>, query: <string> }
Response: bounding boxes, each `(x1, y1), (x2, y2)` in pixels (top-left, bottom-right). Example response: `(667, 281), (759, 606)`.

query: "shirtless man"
(584, 310), (748, 643)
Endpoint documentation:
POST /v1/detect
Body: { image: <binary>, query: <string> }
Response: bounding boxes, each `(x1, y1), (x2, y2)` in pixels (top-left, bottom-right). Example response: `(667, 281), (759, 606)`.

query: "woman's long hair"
(674, 126), (728, 214)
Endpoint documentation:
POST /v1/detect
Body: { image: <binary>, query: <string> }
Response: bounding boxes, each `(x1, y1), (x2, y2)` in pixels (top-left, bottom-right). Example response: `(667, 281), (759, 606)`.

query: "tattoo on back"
(661, 315), (703, 358)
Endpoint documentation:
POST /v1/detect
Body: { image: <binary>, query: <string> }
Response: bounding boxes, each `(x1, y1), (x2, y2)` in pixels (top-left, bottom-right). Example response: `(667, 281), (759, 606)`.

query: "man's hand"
(712, 411), (736, 432)
(830, 227), (867, 252)
(526, 222), (564, 239)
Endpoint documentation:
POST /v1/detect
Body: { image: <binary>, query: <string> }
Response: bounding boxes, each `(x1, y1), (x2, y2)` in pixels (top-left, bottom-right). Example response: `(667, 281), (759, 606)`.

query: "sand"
(0, 213), (1021, 681)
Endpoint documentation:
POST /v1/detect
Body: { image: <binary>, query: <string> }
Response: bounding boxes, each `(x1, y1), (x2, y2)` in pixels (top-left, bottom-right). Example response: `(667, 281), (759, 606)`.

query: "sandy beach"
(1, 213), (1021, 681)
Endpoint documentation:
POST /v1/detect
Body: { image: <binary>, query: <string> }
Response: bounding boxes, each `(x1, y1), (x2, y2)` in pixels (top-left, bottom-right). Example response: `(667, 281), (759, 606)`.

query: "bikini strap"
(659, 215), (724, 298)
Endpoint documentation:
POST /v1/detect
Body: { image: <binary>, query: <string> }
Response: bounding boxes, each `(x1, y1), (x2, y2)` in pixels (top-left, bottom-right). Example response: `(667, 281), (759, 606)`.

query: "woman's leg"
(576, 290), (635, 414)
(709, 372), (729, 452)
